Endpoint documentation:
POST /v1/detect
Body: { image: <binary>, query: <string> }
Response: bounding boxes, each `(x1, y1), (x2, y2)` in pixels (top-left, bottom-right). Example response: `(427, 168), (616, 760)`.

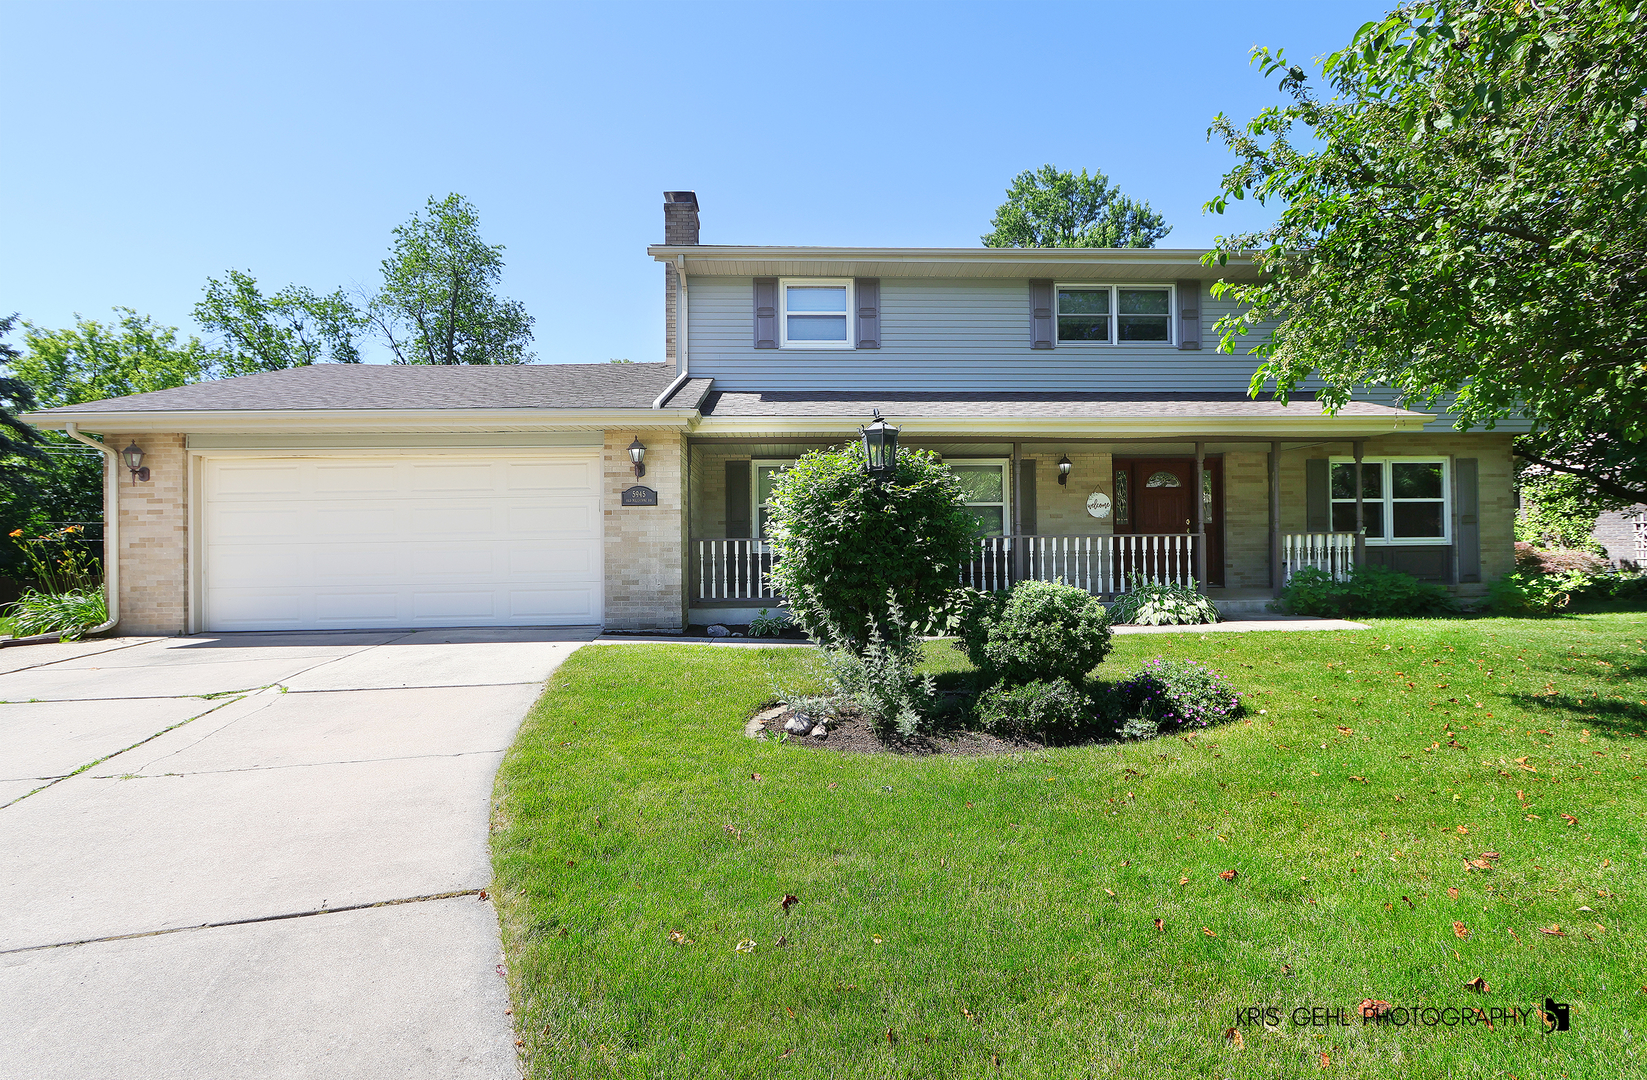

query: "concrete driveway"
(0, 627), (593, 1080)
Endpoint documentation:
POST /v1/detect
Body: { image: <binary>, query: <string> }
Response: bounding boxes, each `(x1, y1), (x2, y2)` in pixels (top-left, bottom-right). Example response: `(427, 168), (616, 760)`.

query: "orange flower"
(7, 529), (21, 537)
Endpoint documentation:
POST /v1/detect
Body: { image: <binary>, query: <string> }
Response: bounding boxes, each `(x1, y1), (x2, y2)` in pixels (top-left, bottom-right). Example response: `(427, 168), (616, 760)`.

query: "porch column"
(1010, 440), (1023, 584)
(1353, 439), (1366, 568)
(1270, 440), (1283, 596)
(1194, 441), (1207, 593)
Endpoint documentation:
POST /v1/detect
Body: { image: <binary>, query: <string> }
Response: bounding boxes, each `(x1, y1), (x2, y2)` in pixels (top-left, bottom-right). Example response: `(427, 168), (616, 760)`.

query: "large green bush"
(766, 442), (976, 650)
(961, 579), (1113, 684)
(1275, 564), (1458, 618)
(974, 677), (1094, 743)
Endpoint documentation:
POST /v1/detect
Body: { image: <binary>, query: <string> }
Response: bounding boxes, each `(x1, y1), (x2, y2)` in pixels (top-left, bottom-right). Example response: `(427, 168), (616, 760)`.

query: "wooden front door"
(1114, 457), (1224, 587)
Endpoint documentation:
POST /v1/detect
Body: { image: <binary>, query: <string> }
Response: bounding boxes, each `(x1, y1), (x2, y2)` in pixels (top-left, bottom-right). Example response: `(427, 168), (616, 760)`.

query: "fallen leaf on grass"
(668, 930), (694, 945)
(751, 773), (761, 781)
(775, 935), (789, 947)
(1154, 918), (1165, 932)
(778, 1048), (792, 1059)
(1203, 927), (1217, 937)
(1540, 925), (1567, 936)
(781, 894), (799, 911)
(872, 935), (884, 945)
(885, 1028), (895, 1046)
(1219, 869), (1239, 882)
(1481, 851), (1500, 860)
(1466, 858), (1491, 871)
(1457, 826), (1470, 834)
(786, 1006), (796, 1018)
(1179, 876), (1190, 886)
(1464, 976), (1490, 993)
(1358, 999), (1391, 1019)
(1448, 887), (1460, 900)
(1319, 1050), (1331, 1068)
(1561, 813), (1578, 826)
(1223, 1027), (1244, 1048)
(1453, 921), (1471, 940)
(961, 1005), (979, 1023)
(735, 939), (757, 953)
(1104, 887), (1116, 896)
(1336, 726), (1353, 735)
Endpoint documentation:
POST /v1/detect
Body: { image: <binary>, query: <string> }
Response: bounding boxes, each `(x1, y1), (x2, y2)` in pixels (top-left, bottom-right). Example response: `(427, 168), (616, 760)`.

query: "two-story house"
(24, 191), (1517, 635)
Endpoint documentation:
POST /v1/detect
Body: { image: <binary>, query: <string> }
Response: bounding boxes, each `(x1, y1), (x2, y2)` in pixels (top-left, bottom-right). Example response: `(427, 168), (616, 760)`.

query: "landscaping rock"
(809, 723), (828, 739)
(783, 715), (814, 736)
(706, 624), (731, 637)
(743, 718), (768, 739)
(753, 705), (786, 724)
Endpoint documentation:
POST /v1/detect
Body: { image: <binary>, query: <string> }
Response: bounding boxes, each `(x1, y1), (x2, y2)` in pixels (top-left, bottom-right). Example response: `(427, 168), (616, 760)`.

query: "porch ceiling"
(694, 391), (1433, 438)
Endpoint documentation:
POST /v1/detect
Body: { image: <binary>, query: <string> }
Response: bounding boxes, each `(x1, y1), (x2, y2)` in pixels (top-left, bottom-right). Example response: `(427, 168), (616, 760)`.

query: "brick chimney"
(664, 191), (698, 370)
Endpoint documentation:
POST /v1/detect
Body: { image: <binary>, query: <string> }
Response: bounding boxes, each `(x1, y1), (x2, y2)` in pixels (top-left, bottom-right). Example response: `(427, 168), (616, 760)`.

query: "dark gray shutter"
(1305, 458), (1330, 531)
(1017, 460), (1037, 535)
(725, 461), (752, 537)
(753, 278), (778, 349)
(854, 278), (880, 349)
(1029, 280), (1054, 349)
(1455, 458), (1480, 582)
(1177, 279), (1202, 350)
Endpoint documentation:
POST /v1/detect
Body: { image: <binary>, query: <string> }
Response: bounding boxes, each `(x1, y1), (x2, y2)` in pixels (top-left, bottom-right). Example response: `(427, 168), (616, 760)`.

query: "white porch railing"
(1282, 532), (1357, 582)
(691, 533), (1201, 602)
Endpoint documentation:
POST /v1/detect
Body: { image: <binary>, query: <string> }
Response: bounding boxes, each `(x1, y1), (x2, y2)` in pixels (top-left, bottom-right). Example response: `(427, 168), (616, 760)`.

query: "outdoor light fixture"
(860, 409), (900, 479)
(1057, 455), (1073, 486)
(121, 441), (149, 484)
(627, 436), (647, 479)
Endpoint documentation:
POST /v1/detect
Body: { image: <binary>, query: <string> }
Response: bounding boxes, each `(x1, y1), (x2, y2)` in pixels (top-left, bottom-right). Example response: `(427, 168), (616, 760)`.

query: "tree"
(0, 314), (43, 464)
(765, 442), (977, 651)
(366, 194), (534, 364)
(1205, 0), (1647, 502)
(194, 269), (364, 374)
(983, 165), (1170, 248)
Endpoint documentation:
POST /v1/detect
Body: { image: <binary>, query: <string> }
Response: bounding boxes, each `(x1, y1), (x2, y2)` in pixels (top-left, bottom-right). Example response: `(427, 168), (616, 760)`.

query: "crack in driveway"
(91, 748), (510, 779)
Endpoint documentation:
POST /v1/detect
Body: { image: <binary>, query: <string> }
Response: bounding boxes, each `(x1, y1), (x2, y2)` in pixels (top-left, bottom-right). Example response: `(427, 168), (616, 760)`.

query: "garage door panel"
(204, 453), (603, 631)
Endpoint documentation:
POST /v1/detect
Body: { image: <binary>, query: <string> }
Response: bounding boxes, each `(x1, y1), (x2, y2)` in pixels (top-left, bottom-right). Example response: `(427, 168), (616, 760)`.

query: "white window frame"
(778, 278), (855, 350)
(752, 459), (794, 541)
(1329, 456), (1452, 546)
(946, 458), (1011, 537)
(1053, 282), (1176, 346)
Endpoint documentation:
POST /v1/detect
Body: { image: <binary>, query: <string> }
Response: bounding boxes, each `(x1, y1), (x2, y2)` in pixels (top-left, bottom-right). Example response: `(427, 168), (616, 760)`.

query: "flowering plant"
(1112, 657), (1243, 738)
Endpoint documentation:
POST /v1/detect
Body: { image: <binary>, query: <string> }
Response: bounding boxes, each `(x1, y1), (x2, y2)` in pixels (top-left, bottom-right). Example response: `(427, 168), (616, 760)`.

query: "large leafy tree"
(194, 269), (365, 374)
(1205, 0), (1647, 504)
(367, 193), (534, 365)
(983, 165), (1170, 248)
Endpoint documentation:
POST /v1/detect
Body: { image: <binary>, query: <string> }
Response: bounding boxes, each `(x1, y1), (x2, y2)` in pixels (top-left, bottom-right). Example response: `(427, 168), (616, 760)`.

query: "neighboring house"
(23, 191), (1521, 635)
(1593, 507), (1647, 568)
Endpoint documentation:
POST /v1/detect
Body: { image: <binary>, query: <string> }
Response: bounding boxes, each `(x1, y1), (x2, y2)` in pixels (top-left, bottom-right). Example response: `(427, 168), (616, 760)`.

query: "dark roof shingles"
(699, 390), (1413, 419)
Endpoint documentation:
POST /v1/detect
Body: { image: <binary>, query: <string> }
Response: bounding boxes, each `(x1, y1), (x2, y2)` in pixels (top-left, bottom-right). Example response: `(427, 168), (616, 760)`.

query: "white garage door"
(202, 452), (603, 631)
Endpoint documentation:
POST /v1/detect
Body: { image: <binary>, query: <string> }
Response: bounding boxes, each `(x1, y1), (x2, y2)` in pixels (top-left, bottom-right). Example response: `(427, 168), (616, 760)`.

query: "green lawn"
(490, 614), (1647, 1079)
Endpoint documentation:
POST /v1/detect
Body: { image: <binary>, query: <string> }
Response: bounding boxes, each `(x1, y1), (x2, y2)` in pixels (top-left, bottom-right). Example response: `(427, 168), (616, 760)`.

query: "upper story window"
(1330, 458), (1449, 543)
(780, 278), (853, 348)
(1056, 285), (1173, 345)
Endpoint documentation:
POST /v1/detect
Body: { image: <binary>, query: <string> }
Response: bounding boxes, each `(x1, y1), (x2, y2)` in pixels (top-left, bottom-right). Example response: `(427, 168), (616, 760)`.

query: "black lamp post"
(860, 409), (899, 479)
(1057, 454), (1073, 486)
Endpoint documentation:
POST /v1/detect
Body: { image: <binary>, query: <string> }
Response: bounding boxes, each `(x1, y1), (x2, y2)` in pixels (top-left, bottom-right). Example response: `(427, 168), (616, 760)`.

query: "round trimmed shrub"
(970, 579), (1113, 684)
(765, 442), (976, 650)
(1113, 657), (1242, 735)
(974, 677), (1092, 742)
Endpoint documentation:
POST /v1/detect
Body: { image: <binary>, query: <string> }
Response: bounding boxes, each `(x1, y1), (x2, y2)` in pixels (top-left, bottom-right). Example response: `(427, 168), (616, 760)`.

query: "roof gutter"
(3, 422), (120, 645)
(653, 254), (690, 409)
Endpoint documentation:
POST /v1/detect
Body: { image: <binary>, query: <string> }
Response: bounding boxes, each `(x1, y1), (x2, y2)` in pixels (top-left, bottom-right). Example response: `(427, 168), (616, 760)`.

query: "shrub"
(1484, 568), (1642, 615)
(811, 593), (937, 738)
(1112, 658), (1243, 736)
(1275, 564), (1458, 618)
(7, 588), (107, 640)
(974, 677), (1095, 742)
(1513, 542), (1607, 576)
(967, 579), (1113, 684)
(1109, 578), (1221, 625)
(766, 442), (977, 651)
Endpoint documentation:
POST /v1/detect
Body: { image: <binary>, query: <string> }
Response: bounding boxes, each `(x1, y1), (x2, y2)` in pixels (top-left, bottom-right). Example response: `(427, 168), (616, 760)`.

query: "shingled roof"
(24, 362), (709, 415)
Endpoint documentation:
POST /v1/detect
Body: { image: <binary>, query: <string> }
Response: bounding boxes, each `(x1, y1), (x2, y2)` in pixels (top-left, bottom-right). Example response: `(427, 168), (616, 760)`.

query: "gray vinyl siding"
(684, 275), (1531, 432)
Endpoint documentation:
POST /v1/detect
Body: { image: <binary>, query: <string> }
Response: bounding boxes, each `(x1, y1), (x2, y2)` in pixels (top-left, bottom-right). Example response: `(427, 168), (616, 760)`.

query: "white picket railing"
(1282, 532), (1356, 582)
(692, 533), (1200, 601)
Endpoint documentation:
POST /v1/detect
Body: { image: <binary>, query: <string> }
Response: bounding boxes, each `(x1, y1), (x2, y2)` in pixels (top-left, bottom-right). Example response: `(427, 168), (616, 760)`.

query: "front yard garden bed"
(490, 613), (1646, 1079)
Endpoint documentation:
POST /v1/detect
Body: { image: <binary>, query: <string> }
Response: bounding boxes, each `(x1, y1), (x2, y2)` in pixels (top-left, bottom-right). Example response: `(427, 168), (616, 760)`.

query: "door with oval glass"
(1112, 456), (1224, 587)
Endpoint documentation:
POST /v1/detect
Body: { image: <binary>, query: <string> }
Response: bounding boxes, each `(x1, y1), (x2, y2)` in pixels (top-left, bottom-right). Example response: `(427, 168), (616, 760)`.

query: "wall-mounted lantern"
(122, 441), (150, 484)
(861, 409), (899, 479)
(1057, 454), (1073, 486)
(627, 436), (647, 479)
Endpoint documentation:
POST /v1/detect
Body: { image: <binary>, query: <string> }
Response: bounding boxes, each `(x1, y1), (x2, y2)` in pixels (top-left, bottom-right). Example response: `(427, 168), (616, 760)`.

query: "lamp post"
(860, 410), (899, 479)
(627, 436), (647, 479)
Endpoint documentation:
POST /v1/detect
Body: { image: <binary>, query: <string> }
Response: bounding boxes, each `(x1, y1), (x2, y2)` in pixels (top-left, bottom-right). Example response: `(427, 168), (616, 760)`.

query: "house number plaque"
(621, 485), (658, 506)
(1085, 490), (1112, 519)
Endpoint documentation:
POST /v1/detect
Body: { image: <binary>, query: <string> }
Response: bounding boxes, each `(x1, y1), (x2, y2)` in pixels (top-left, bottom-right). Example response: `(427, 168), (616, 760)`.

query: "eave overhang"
(646, 245), (1262, 282)
(22, 406), (703, 435)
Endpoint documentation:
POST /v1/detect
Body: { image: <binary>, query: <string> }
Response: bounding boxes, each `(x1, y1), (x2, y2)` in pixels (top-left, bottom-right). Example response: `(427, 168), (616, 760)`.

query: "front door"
(1114, 457), (1224, 587)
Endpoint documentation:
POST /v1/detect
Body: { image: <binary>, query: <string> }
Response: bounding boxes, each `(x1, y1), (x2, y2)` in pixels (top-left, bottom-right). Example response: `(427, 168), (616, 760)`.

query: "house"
(23, 191), (1520, 635)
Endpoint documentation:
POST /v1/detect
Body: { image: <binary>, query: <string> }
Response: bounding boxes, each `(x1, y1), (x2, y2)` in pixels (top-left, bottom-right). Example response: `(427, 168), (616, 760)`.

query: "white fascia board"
(693, 414), (1436, 439)
(23, 407), (703, 435)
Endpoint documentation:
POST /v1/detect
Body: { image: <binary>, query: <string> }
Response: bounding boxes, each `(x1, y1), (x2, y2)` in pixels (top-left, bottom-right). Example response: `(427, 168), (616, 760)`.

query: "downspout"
(652, 255), (691, 409)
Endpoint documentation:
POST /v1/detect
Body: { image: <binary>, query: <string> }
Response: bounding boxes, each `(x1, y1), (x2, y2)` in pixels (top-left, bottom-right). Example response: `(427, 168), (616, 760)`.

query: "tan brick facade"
(108, 432), (188, 636)
(603, 429), (687, 630)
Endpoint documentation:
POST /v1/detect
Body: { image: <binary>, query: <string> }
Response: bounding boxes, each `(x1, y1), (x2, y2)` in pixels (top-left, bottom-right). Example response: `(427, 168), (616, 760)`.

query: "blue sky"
(1, 0), (1372, 365)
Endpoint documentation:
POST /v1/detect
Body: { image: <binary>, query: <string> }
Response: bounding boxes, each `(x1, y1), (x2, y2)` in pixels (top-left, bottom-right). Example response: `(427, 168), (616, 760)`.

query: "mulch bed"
(752, 703), (1049, 757)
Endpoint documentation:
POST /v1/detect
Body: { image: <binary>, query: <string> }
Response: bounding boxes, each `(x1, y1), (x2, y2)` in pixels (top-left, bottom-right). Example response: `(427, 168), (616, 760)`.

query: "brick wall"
(1222, 449), (1275, 589)
(109, 432), (188, 635)
(603, 429), (686, 630)
(1027, 449), (1115, 535)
